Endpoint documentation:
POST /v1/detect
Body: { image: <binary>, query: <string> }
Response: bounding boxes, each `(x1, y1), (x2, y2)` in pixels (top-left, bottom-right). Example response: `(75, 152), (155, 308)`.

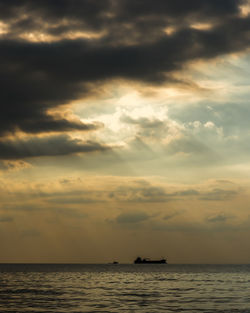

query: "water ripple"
(0, 264), (250, 312)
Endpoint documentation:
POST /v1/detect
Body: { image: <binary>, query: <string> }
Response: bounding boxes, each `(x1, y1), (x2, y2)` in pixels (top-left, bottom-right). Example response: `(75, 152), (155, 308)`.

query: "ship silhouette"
(134, 257), (167, 264)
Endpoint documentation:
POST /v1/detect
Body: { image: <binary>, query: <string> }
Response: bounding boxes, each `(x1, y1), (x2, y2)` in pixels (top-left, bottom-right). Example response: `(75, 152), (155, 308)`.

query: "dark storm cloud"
(14, 117), (101, 135)
(0, 0), (242, 36)
(0, 0), (112, 28)
(117, 0), (241, 17)
(0, 135), (109, 159)
(0, 0), (249, 140)
(0, 39), (105, 136)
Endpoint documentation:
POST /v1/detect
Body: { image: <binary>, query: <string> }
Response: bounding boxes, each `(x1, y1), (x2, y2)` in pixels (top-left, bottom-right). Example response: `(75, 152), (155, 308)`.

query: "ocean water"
(0, 264), (250, 312)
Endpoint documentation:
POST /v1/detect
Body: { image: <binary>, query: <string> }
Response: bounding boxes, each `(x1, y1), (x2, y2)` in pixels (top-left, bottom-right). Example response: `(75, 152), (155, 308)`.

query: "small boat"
(134, 257), (167, 264)
(112, 261), (119, 264)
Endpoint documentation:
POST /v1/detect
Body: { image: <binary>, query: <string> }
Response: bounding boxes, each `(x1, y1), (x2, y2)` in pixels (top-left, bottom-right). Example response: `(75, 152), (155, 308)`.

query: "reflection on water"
(1, 264), (250, 312)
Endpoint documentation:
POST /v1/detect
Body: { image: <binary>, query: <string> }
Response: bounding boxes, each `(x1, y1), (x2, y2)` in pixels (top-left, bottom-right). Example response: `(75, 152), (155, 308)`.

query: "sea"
(0, 264), (250, 313)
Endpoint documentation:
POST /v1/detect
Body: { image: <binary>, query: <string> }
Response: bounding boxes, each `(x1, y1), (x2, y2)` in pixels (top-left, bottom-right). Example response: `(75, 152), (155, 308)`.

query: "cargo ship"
(134, 257), (167, 264)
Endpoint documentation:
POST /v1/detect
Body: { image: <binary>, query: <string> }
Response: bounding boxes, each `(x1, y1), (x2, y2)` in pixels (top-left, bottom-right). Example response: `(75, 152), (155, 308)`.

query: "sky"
(1, 0), (250, 264)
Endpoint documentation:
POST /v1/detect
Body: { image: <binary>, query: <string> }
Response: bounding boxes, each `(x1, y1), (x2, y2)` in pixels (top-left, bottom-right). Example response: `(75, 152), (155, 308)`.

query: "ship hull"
(134, 258), (167, 264)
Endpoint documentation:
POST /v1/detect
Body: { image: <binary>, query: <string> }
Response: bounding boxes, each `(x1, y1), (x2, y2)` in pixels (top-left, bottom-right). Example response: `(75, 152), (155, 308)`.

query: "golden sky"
(1, 0), (250, 263)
